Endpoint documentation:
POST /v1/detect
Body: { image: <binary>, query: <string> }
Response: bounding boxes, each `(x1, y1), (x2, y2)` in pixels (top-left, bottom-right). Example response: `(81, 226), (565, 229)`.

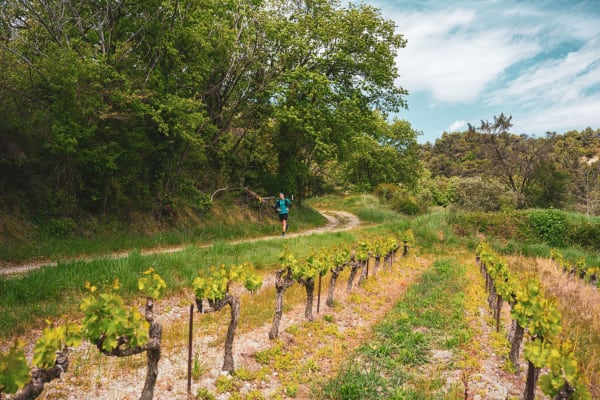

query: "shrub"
(451, 177), (516, 212)
(449, 210), (523, 240)
(565, 219), (600, 250)
(391, 194), (423, 216)
(523, 209), (567, 247)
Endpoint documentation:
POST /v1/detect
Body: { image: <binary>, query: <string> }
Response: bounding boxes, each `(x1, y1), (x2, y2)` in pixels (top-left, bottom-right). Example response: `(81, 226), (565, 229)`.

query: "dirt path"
(0, 210), (360, 277)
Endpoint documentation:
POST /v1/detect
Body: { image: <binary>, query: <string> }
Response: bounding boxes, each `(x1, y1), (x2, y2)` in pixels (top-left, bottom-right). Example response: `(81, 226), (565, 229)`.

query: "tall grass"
(318, 258), (469, 399)
(307, 194), (408, 225)
(0, 202), (326, 263)
(0, 226), (365, 339)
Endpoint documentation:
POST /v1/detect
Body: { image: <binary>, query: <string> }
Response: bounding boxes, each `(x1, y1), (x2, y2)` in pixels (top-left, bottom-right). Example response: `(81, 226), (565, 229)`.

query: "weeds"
(319, 258), (470, 399)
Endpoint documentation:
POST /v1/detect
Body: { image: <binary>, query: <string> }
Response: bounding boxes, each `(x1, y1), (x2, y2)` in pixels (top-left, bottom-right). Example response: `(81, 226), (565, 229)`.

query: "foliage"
(0, 343), (30, 395)
(32, 321), (82, 368)
(375, 183), (425, 215)
(0, 0), (417, 227)
(451, 176), (517, 212)
(538, 340), (592, 400)
(477, 242), (592, 399)
(80, 279), (149, 352)
(421, 125), (600, 213)
(524, 209), (568, 247)
(192, 263), (263, 302)
(137, 268), (167, 300)
(290, 249), (329, 281)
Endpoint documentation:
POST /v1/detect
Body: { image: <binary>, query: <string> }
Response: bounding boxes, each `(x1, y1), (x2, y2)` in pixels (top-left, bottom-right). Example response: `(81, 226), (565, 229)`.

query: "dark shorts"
(279, 213), (288, 222)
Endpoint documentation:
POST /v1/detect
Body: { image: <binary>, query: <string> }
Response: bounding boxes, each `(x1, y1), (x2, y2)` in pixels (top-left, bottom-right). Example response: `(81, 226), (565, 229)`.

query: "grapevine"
(80, 269), (166, 400)
(476, 242), (592, 400)
(326, 246), (351, 307)
(192, 262), (263, 372)
(0, 343), (29, 396)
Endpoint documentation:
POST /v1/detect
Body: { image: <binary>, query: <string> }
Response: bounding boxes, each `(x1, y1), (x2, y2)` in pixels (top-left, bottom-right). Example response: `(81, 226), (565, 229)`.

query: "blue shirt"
(276, 198), (290, 214)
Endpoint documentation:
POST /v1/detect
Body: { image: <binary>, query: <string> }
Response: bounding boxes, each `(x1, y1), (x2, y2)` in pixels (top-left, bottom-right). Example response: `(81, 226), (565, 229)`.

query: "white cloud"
(394, 8), (541, 103)
(447, 120), (467, 132)
(486, 37), (600, 108)
(370, 0), (600, 138)
(514, 94), (600, 135)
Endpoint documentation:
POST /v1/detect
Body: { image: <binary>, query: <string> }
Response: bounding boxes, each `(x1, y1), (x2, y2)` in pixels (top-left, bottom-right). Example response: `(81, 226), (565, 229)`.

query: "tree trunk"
(403, 243), (409, 256)
(303, 278), (315, 321)
(222, 295), (240, 372)
(326, 266), (342, 307)
(269, 269), (294, 340)
(523, 360), (540, 400)
(509, 320), (524, 372)
(13, 351), (69, 400)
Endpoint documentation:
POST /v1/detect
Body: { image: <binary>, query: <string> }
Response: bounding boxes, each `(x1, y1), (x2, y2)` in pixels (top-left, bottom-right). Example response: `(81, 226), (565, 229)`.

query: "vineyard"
(1, 206), (599, 400)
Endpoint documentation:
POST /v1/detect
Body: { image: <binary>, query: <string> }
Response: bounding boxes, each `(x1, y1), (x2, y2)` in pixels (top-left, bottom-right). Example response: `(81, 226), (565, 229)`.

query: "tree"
(259, 0), (409, 198)
(468, 114), (556, 207)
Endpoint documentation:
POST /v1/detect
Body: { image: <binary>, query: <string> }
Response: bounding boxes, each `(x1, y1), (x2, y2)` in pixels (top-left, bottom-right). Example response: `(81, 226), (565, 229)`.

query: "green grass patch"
(317, 259), (469, 400)
(307, 194), (408, 225)
(0, 226), (367, 339)
(0, 202), (326, 263)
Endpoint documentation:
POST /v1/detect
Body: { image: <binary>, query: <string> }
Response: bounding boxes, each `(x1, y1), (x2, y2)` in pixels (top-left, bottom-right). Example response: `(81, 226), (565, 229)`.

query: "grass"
(318, 258), (470, 400)
(2, 194), (599, 397)
(0, 200), (326, 263)
(0, 202), (397, 340)
(307, 194), (408, 225)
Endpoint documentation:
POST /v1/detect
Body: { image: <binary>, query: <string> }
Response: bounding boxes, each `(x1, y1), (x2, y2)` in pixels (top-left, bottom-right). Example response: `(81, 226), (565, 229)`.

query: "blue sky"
(364, 0), (600, 143)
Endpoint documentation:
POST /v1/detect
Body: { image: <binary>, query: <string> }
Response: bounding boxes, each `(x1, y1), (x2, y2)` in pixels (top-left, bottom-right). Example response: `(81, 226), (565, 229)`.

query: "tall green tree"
(468, 114), (557, 208)
(260, 0), (409, 198)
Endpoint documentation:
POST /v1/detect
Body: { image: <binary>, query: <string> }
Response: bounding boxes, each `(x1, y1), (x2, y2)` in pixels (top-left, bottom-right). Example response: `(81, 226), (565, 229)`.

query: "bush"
(451, 177), (516, 212)
(523, 209), (567, 247)
(565, 219), (600, 250)
(449, 210), (523, 240)
(374, 184), (425, 216)
(391, 194), (423, 216)
(45, 217), (77, 237)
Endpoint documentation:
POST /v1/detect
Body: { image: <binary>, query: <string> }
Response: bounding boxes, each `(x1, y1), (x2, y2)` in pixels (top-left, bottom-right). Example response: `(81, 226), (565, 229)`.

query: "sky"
(364, 0), (600, 144)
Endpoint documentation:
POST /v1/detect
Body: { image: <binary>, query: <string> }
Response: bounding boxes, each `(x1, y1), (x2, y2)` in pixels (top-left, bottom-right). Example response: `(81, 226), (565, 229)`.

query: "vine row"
(476, 242), (591, 400)
(1, 230), (414, 400)
(548, 249), (599, 288)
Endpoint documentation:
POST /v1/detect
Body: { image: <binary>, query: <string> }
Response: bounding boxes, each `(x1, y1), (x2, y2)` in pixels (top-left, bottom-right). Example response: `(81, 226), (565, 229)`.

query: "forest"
(0, 0), (417, 231)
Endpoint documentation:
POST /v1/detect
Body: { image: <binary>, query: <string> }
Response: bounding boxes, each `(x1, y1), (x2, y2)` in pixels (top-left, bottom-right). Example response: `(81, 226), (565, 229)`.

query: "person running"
(274, 192), (291, 236)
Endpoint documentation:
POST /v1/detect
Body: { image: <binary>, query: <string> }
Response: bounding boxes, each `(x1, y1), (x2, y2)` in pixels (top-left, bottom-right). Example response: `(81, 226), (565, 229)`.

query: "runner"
(274, 192), (291, 236)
